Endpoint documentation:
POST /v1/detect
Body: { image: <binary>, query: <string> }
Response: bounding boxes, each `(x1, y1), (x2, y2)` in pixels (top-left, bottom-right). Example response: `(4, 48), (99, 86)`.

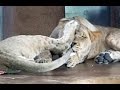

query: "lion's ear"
(60, 18), (70, 22)
(88, 31), (102, 42)
(58, 18), (70, 26)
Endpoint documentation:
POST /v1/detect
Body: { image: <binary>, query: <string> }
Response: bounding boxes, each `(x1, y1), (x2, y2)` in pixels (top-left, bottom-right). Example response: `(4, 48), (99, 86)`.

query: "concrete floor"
(0, 60), (120, 84)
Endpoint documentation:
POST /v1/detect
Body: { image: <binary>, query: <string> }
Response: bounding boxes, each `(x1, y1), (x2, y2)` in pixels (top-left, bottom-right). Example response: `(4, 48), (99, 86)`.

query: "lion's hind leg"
(0, 64), (21, 75)
(95, 50), (120, 64)
(95, 31), (120, 64)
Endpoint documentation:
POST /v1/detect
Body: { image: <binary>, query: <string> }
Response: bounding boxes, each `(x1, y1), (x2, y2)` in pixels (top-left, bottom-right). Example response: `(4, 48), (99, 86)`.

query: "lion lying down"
(50, 16), (120, 68)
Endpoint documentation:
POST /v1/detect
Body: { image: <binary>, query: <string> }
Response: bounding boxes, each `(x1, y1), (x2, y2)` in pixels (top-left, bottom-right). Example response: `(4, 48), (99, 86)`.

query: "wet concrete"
(0, 60), (120, 84)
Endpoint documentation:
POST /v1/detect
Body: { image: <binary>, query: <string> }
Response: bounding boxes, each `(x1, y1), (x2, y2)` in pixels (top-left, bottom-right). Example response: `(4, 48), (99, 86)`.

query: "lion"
(50, 16), (120, 68)
(0, 19), (80, 74)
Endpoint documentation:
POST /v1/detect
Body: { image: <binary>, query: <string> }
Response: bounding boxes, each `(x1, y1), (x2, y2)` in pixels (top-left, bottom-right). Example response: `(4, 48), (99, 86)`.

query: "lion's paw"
(95, 51), (114, 64)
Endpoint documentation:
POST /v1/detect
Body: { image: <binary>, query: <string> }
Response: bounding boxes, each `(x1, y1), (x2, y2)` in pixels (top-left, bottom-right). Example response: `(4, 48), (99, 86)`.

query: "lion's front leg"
(66, 52), (80, 68)
(66, 51), (88, 68)
(66, 42), (91, 68)
(34, 50), (52, 63)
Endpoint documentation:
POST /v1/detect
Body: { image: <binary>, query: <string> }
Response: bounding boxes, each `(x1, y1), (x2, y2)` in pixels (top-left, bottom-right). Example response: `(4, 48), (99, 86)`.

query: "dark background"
(2, 6), (120, 39)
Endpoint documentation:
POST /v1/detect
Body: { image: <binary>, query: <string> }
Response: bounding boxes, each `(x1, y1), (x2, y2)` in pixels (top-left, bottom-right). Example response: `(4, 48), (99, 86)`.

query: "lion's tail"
(0, 49), (72, 73)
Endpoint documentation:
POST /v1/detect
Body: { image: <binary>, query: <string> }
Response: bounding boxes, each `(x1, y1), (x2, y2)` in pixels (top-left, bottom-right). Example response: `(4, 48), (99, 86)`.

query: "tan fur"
(50, 16), (120, 67)
(0, 19), (79, 73)
(88, 31), (102, 42)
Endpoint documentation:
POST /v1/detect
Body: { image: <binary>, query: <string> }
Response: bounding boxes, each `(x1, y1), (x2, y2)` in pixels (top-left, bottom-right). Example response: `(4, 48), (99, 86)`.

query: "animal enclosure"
(1, 6), (120, 84)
